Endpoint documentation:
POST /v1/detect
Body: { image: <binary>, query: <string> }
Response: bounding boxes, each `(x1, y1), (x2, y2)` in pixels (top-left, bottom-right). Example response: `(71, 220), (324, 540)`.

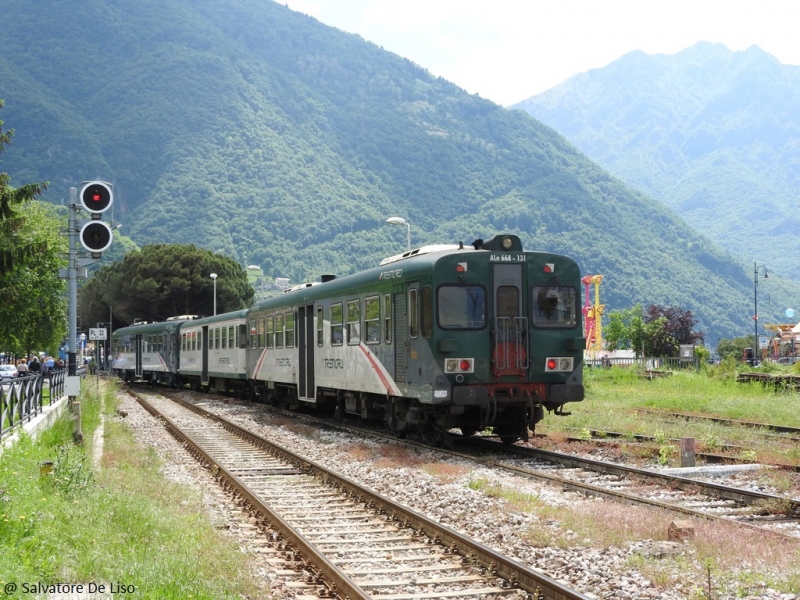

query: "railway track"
(559, 427), (800, 473)
(634, 408), (800, 438)
(466, 438), (800, 539)
(157, 388), (800, 541)
(128, 387), (592, 600)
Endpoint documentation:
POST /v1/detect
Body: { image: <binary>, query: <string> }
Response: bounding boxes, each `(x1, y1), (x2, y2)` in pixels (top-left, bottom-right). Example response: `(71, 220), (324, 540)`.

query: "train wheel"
(418, 422), (453, 448)
(387, 398), (410, 438)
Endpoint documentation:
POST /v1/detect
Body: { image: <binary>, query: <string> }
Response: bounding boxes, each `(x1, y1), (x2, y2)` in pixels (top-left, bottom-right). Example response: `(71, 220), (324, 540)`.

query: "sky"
(281, 0), (800, 106)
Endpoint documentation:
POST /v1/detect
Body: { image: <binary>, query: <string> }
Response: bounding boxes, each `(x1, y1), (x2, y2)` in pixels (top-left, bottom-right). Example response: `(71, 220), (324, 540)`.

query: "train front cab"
(395, 235), (585, 443)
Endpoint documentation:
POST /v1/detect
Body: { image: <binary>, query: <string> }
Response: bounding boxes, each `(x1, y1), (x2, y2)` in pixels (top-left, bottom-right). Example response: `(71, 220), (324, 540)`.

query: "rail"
(0, 369), (70, 441)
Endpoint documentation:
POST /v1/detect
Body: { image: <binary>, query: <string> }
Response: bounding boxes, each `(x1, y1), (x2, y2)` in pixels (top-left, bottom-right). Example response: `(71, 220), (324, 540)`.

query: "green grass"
(0, 380), (262, 599)
(538, 364), (800, 465)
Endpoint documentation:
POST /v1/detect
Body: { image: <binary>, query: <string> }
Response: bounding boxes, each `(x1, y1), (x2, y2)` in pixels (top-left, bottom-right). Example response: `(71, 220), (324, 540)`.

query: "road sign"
(89, 328), (107, 340)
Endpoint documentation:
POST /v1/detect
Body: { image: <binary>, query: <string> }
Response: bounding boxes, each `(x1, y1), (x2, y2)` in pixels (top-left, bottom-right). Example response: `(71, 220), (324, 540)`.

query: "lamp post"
(386, 217), (411, 251)
(210, 273), (218, 316)
(754, 262), (769, 365)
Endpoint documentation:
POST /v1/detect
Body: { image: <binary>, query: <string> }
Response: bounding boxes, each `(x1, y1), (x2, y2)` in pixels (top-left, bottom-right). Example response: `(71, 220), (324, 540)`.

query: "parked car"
(0, 364), (18, 381)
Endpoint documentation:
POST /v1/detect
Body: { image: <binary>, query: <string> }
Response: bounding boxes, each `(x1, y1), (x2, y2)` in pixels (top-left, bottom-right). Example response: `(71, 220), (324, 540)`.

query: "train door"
(134, 334), (143, 378)
(393, 287), (407, 383)
(405, 283), (425, 386)
(201, 325), (209, 385)
(298, 305), (315, 400)
(492, 264), (528, 378)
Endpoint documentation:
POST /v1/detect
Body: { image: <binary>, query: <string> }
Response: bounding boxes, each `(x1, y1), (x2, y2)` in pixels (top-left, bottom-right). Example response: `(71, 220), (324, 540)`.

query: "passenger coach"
(111, 316), (194, 384)
(179, 310), (248, 395)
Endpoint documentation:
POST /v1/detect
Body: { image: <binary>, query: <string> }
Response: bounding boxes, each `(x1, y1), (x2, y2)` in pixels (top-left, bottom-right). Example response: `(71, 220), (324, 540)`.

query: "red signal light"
(460, 360), (471, 371)
(79, 181), (113, 214)
(547, 359), (557, 370)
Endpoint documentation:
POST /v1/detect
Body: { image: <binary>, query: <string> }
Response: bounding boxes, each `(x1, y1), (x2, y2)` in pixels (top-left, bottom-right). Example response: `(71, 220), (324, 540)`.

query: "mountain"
(512, 42), (800, 283)
(2, 1), (795, 343)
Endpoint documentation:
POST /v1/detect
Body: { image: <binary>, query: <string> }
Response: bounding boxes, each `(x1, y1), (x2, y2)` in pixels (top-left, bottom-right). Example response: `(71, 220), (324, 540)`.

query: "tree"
(0, 99), (49, 276)
(79, 244), (255, 328)
(604, 305), (645, 357)
(645, 304), (704, 347)
(0, 202), (68, 356)
(717, 336), (753, 362)
(0, 100), (65, 356)
(604, 304), (704, 358)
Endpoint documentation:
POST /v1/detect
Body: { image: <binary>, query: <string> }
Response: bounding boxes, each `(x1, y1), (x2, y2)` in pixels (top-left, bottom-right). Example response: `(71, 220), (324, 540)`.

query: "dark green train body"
(246, 234), (584, 443)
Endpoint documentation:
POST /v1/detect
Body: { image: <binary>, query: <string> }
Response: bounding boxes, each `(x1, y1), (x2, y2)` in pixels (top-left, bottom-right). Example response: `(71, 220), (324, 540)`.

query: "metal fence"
(585, 356), (701, 371)
(0, 369), (67, 441)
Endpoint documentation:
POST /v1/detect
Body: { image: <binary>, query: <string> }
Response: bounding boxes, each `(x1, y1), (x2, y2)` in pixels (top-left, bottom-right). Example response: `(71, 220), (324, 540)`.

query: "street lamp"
(754, 262), (769, 365)
(210, 273), (218, 316)
(386, 217), (411, 251)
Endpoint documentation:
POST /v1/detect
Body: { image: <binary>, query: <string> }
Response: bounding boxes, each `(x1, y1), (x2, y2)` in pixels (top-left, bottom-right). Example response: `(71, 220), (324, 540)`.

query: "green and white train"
(112, 234), (585, 443)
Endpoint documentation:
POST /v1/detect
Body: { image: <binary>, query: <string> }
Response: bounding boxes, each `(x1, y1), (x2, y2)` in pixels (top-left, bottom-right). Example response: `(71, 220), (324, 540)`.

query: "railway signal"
(79, 181), (113, 213)
(78, 180), (114, 255)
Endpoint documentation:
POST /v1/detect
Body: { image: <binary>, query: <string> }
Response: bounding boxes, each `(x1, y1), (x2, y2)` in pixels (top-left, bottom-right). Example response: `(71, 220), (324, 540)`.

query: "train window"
(420, 286), (433, 338)
(383, 295), (392, 343)
(221, 327), (227, 349)
(258, 318), (266, 348)
(316, 307), (324, 347)
(331, 303), (343, 346)
(347, 300), (360, 345)
(276, 314), (284, 348)
(286, 312), (294, 348)
(285, 312), (294, 348)
(438, 285), (486, 329)
(531, 286), (578, 328)
(266, 317), (273, 348)
(229, 326), (235, 349)
(197, 331), (202, 351)
(182, 333), (186, 351)
(409, 289), (419, 338)
(364, 296), (380, 344)
(249, 320), (257, 349)
(497, 286), (519, 318)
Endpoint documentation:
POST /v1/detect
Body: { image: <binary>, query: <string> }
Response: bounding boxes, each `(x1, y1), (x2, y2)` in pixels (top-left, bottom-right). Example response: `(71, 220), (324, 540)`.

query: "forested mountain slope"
(513, 42), (800, 282)
(3, 1), (794, 342)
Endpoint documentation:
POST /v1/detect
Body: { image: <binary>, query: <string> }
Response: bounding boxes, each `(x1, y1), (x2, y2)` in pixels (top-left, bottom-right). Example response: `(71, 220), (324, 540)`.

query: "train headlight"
(545, 357), (574, 372)
(445, 358), (474, 374)
(502, 236), (513, 249)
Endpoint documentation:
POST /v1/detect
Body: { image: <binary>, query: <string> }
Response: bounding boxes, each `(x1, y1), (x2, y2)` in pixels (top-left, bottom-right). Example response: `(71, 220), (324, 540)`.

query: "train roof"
(248, 234), (540, 312)
(112, 314), (204, 335)
(180, 310), (248, 327)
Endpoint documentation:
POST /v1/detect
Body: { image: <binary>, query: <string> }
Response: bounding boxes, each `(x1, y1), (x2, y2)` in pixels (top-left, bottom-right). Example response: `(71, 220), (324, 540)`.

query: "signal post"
(61, 181), (114, 442)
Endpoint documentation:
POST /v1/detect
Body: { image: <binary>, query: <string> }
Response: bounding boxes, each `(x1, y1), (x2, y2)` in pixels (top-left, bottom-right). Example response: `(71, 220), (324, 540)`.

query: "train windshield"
(532, 286), (577, 328)
(438, 285), (486, 329)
